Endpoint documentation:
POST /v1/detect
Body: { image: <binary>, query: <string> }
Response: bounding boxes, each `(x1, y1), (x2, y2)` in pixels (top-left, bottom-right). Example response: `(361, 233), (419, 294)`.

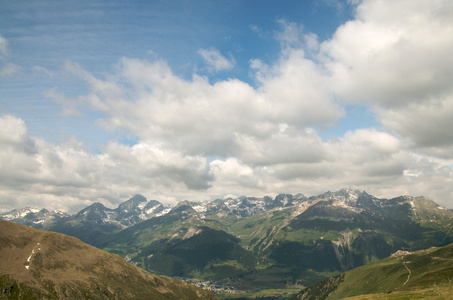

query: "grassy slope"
(296, 243), (453, 300)
(0, 220), (218, 299)
(140, 226), (257, 280)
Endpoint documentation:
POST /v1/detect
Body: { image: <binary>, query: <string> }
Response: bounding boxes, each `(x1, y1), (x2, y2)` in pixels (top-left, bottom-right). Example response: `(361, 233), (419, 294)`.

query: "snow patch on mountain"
(25, 242), (41, 270)
(193, 205), (207, 213)
(154, 208), (171, 217)
(1, 207), (41, 220)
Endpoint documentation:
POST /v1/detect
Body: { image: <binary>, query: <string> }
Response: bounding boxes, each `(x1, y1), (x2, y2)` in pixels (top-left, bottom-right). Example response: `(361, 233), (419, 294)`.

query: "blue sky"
(1, 0), (453, 212)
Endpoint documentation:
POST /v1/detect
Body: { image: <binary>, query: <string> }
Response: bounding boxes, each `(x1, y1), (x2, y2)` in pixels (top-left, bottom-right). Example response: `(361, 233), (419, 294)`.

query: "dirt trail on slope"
(401, 256), (411, 286)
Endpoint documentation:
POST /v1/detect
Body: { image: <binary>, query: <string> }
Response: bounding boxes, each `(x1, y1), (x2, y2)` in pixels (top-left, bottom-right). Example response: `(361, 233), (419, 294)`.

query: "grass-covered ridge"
(0, 220), (218, 299)
(296, 242), (453, 299)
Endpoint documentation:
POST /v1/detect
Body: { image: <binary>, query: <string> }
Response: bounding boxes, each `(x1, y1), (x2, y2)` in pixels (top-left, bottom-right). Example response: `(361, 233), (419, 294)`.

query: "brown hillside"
(0, 220), (218, 299)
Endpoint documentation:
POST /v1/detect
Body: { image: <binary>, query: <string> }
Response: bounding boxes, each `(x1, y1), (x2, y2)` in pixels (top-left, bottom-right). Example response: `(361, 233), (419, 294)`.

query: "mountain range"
(2, 188), (453, 295)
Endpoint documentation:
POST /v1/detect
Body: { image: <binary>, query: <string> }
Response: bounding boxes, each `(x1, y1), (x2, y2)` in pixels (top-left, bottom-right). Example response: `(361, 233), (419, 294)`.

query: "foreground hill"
(296, 242), (453, 299)
(0, 220), (217, 299)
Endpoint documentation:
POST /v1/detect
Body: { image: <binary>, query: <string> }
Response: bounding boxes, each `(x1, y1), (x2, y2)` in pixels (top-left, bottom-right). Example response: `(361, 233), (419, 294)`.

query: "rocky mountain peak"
(76, 202), (112, 224)
(117, 194), (147, 211)
(0, 207), (69, 229)
(170, 200), (199, 214)
(77, 202), (109, 215)
(115, 195), (146, 219)
(1, 207), (41, 219)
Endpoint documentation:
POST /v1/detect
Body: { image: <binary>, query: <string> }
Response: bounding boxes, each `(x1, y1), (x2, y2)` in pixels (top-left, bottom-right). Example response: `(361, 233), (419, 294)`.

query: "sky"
(1, 0), (453, 213)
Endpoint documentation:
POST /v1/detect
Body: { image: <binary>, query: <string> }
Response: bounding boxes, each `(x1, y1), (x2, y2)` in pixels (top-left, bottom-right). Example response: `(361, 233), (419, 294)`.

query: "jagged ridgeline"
(2, 189), (453, 291)
(0, 220), (218, 299)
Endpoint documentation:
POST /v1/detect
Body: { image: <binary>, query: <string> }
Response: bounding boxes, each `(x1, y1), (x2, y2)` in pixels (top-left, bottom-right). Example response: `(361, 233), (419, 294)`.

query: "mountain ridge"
(295, 242), (453, 299)
(0, 219), (218, 299)
(3, 189), (449, 232)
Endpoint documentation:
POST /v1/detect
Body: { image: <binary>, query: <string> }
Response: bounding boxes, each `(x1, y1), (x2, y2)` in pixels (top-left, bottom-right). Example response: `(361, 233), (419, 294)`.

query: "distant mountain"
(0, 194), (165, 244)
(0, 219), (218, 299)
(3, 189), (453, 294)
(0, 207), (69, 229)
(295, 242), (453, 299)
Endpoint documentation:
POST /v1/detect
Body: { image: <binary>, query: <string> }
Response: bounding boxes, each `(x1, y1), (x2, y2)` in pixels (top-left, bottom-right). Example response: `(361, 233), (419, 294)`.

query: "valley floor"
(219, 288), (300, 299)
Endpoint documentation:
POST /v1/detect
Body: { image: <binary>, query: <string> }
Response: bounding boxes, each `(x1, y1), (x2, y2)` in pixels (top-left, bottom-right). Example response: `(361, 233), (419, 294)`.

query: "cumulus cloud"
(252, 49), (343, 128)
(319, 0), (453, 158)
(378, 95), (453, 158)
(55, 54), (342, 167)
(198, 47), (235, 72)
(323, 0), (453, 107)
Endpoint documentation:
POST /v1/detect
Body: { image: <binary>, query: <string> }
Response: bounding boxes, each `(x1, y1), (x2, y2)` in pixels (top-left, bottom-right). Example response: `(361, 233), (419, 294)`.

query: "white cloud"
(250, 24), (271, 40)
(0, 115), (29, 146)
(322, 0), (453, 107)
(0, 35), (8, 57)
(237, 127), (327, 166)
(0, 36), (21, 78)
(274, 19), (305, 50)
(318, 0), (453, 159)
(331, 129), (406, 179)
(0, 62), (21, 78)
(379, 95), (453, 158)
(198, 47), (235, 72)
(253, 49), (343, 128)
(33, 65), (54, 77)
(0, 115), (215, 212)
(55, 55), (343, 169)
